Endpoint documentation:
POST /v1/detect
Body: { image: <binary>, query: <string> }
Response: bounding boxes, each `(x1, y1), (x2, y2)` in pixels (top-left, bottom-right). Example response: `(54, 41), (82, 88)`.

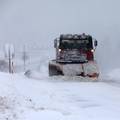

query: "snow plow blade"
(49, 60), (99, 80)
(49, 60), (64, 76)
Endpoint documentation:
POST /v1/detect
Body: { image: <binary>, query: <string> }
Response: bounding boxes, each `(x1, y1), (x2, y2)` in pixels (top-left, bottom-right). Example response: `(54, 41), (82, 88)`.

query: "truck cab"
(49, 33), (99, 78)
(54, 34), (98, 63)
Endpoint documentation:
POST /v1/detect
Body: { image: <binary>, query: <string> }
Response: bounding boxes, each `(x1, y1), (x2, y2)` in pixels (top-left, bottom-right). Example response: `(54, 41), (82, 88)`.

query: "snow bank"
(0, 73), (20, 120)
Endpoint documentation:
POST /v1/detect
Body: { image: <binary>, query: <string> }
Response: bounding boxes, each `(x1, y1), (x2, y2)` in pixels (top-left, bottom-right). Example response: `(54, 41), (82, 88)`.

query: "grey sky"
(0, 0), (120, 71)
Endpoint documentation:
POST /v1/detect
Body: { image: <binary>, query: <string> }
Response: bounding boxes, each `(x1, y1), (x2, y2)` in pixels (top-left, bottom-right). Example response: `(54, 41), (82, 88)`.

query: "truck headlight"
(91, 49), (94, 52)
(59, 49), (62, 52)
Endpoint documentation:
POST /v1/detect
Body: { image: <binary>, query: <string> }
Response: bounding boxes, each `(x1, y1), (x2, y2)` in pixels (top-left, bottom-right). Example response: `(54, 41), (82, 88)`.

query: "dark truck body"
(49, 33), (99, 78)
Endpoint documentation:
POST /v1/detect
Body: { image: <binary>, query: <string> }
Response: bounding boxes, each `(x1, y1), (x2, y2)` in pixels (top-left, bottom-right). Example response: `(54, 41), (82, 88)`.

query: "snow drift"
(0, 72), (120, 119)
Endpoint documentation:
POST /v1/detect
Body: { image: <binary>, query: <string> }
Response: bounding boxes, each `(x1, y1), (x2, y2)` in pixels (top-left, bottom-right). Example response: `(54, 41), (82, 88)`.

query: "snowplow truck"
(49, 33), (99, 78)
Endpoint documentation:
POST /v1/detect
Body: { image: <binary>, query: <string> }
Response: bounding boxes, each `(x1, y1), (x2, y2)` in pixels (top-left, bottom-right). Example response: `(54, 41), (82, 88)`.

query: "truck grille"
(59, 50), (87, 62)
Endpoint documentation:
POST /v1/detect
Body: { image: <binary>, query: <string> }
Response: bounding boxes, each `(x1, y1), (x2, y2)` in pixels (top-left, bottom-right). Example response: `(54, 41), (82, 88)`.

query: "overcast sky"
(0, 0), (120, 71)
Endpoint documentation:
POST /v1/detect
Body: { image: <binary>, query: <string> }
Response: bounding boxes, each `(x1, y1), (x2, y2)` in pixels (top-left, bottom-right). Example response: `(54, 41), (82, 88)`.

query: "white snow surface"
(0, 69), (120, 120)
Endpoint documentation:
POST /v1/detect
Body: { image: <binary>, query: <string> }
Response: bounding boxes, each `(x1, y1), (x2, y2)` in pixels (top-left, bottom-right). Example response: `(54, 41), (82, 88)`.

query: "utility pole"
(4, 44), (15, 74)
(8, 48), (12, 73)
(22, 45), (29, 71)
(23, 46), (26, 71)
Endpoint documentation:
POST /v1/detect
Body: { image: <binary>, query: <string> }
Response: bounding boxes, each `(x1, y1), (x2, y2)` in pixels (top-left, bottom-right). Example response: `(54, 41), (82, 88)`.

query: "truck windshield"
(59, 39), (92, 49)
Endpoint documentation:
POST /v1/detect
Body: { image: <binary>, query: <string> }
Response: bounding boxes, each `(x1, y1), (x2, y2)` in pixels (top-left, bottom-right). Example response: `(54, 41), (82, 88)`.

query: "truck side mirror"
(94, 40), (98, 47)
(54, 39), (57, 48)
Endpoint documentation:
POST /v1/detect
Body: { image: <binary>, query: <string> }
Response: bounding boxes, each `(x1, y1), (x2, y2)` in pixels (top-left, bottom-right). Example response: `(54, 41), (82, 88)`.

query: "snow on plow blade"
(49, 60), (99, 80)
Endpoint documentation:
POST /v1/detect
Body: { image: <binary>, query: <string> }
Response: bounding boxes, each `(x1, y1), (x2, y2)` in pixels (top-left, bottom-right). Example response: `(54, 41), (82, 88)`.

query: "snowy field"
(0, 65), (120, 120)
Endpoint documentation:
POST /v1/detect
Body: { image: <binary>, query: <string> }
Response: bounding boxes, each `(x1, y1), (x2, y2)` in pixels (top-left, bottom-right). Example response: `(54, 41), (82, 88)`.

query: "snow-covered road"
(0, 72), (120, 120)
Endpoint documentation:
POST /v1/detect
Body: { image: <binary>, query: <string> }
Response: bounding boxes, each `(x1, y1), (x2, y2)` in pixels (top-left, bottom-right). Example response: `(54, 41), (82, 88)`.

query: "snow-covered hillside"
(0, 70), (120, 120)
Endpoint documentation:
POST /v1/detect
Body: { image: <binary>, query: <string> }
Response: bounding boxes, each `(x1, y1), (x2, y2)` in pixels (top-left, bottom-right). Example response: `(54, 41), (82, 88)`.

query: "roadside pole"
(5, 44), (15, 74)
